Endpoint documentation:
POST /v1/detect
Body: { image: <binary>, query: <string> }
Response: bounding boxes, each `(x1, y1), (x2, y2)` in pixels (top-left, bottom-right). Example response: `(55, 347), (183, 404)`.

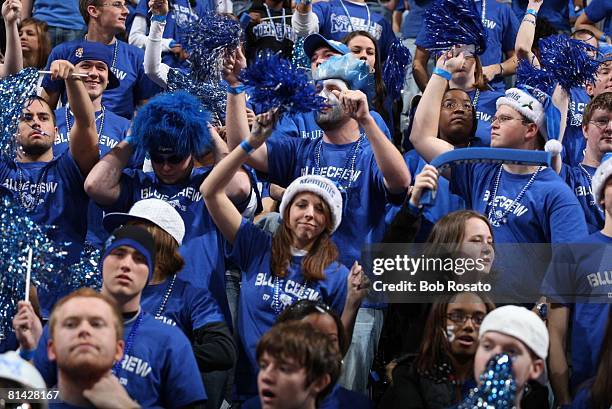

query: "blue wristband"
(433, 67), (452, 81)
(526, 8), (538, 17)
(240, 140), (255, 154)
(151, 14), (167, 22)
(124, 135), (135, 145)
(19, 348), (36, 360)
(600, 34), (608, 42)
(227, 84), (247, 95)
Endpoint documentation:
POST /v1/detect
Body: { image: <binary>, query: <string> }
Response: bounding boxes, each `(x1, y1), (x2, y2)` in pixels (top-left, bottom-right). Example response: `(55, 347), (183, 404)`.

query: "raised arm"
(575, 2), (611, 44)
(222, 47), (269, 173)
(201, 111), (278, 244)
(84, 140), (133, 205)
(550, 84), (569, 174)
(337, 89), (410, 192)
(412, 47), (431, 92)
(0, 0), (23, 77)
(143, 0), (171, 88)
(515, 0), (543, 65)
(409, 52), (461, 173)
(48, 60), (99, 175)
(291, 1), (320, 37)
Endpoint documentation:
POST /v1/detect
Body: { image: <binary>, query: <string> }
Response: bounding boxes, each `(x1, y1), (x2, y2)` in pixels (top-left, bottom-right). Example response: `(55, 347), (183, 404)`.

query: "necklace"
(112, 309), (144, 376)
(64, 105), (106, 141)
(271, 276), (284, 314)
(313, 135), (364, 192)
(264, 3), (286, 42)
(472, 89), (480, 111)
(339, 0), (371, 33)
(84, 34), (119, 70)
(16, 164), (51, 212)
(155, 274), (177, 318)
(480, 0), (486, 25)
(487, 165), (542, 227)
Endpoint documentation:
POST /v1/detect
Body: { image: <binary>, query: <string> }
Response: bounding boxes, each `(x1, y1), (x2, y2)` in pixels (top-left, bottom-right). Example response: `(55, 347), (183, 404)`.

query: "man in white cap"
(474, 305), (548, 406)
(0, 351), (47, 409)
(410, 51), (588, 301)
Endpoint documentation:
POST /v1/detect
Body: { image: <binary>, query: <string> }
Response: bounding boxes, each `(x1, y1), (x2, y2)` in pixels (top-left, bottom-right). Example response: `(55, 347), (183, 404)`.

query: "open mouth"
(456, 335), (475, 346)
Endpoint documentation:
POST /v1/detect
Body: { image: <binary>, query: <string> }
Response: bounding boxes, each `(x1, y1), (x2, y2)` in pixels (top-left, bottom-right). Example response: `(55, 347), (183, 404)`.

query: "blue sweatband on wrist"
(19, 348), (36, 360)
(433, 67), (452, 81)
(227, 84), (247, 94)
(151, 14), (167, 22)
(526, 8), (538, 17)
(600, 34), (608, 42)
(124, 135), (135, 145)
(169, 39), (177, 48)
(240, 140), (255, 154)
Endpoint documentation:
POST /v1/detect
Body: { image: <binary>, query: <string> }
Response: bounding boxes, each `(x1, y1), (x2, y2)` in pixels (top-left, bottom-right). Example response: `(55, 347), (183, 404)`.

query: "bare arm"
(515, 0), (543, 64)
(222, 47), (269, 173)
(550, 84), (569, 174)
(84, 141), (132, 205)
(392, 10), (402, 34)
(575, 11), (610, 43)
(548, 304), (571, 405)
(0, 0), (23, 77)
(412, 46), (431, 92)
(201, 111), (278, 244)
(21, 0), (32, 19)
(40, 88), (60, 109)
(47, 60), (99, 175)
(341, 261), (370, 345)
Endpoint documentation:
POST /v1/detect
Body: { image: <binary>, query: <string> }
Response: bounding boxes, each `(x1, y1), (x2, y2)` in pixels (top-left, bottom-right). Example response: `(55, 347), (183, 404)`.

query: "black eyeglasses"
(447, 311), (486, 326)
(150, 153), (187, 165)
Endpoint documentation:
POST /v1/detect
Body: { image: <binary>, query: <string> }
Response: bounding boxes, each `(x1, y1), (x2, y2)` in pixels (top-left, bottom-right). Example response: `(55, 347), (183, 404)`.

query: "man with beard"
(0, 58), (98, 317)
(223, 42), (410, 395)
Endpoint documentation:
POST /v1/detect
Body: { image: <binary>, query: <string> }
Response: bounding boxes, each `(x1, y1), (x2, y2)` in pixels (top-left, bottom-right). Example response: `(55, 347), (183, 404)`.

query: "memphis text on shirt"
(140, 186), (203, 204)
(587, 269), (612, 289)
(569, 100), (587, 127)
(482, 190), (529, 217)
(301, 166), (362, 184)
(3, 178), (58, 194)
(116, 353), (152, 384)
(255, 273), (321, 302)
(55, 132), (119, 150)
(253, 21), (296, 42)
(330, 14), (382, 39)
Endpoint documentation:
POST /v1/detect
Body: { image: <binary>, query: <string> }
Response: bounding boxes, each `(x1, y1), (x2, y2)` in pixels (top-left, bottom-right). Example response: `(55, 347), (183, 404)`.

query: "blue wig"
(421, 0), (487, 55)
(130, 91), (212, 156)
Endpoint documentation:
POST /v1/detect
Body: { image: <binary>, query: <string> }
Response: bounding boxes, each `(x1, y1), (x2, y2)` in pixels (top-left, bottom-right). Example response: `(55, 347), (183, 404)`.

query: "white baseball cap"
(0, 351), (46, 388)
(279, 175), (343, 233)
(479, 305), (549, 360)
(103, 198), (186, 245)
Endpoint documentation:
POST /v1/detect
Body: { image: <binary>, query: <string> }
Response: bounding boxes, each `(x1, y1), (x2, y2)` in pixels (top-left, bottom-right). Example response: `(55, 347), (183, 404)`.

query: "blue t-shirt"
(141, 276), (225, 338)
(228, 220), (348, 395)
(469, 88), (503, 147)
(0, 153), (88, 316)
(135, 0), (214, 69)
(100, 167), (230, 321)
(35, 312), (207, 408)
(541, 231), (612, 389)
(265, 135), (406, 270)
(562, 87), (591, 166)
(273, 110), (391, 140)
(560, 164), (605, 234)
(32, 0), (85, 31)
(416, 0), (519, 92)
(396, 0), (432, 39)
(242, 383), (374, 409)
(42, 39), (161, 120)
(585, 0), (612, 38)
(312, 0), (395, 61)
(512, 0), (571, 32)
(54, 106), (144, 247)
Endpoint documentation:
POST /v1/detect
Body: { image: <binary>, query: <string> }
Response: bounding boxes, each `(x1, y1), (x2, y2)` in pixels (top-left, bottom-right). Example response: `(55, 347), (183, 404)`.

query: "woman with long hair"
(18, 18), (51, 69)
(379, 292), (495, 409)
(201, 113), (368, 398)
(103, 198), (237, 409)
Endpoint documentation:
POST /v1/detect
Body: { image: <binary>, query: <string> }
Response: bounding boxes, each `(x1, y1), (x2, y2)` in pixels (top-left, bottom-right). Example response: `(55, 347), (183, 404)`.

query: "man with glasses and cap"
(40, 0), (161, 120)
(223, 45), (410, 394)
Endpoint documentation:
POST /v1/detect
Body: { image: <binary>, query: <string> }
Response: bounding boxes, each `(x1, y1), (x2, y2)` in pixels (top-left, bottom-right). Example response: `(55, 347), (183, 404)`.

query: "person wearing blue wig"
(84, 90), (253, 326)
(223, 45), (411, 395)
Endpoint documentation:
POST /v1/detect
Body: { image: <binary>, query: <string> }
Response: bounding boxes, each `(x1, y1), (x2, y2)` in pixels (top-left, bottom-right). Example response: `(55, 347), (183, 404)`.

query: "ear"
(524, 122), (539, 144)
(47, 339), (57, 362)
(309, 373), (331, 397)
(87, 4), (100, 20)
(114, 339), (125, 362)
(585, 83), (594, 97)
(528, 358), (545, 382)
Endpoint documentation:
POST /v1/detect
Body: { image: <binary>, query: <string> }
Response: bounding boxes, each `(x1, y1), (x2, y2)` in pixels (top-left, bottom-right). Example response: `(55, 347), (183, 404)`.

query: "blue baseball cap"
(68, 41), (120, 90)
(303, 33), (349, 61)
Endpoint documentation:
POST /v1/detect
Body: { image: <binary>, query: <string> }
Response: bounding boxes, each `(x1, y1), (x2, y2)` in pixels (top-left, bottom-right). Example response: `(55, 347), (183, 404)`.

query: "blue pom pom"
(0, 68), (40, 160)
(180, 12), (242, 83)
(131, 91), (212, 156)
(167, 68), (227, 124)
(538, 34), (600, 91)
(516, 58), (555, 95)
(457, 353), (517, 409)
(421, 0), (487, 54)
(383, 39), (412, 101)
(240, 52), (325, 115)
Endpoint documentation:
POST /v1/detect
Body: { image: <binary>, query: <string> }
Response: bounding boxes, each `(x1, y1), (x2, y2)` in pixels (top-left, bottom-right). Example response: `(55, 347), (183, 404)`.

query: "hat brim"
(103, 212), (153, 233)
(303, 34), (347, 60)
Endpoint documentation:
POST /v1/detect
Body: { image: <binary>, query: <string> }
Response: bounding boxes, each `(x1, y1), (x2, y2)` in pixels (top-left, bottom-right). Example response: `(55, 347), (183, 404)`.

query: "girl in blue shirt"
(201, 116), (368, 396)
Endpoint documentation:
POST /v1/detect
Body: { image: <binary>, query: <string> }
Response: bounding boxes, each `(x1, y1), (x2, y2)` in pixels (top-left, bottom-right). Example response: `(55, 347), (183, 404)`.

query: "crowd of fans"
(0, 0), (611, 407)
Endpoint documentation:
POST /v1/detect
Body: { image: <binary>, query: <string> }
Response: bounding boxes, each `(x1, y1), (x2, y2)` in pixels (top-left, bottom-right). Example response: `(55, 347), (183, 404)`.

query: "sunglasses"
(150, 153), (187, 165)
